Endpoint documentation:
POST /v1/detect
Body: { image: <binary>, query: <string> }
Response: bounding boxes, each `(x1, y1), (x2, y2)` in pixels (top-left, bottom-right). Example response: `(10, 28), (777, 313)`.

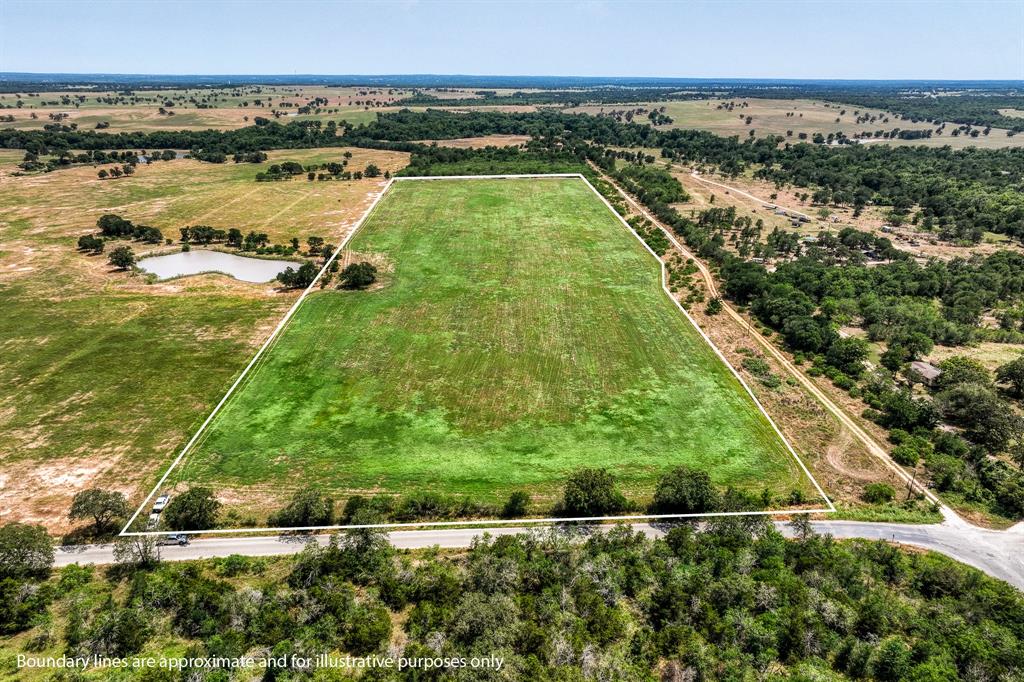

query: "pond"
(137, 250), (298, 283)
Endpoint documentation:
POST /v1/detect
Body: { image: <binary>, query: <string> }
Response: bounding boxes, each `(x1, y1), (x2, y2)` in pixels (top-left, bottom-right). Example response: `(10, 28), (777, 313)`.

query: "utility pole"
(906, 459), (920, 501)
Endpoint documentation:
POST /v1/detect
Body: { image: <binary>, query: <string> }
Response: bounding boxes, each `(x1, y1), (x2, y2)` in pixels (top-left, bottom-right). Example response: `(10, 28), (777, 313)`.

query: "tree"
(935, 355), (991, 390)
(83, 598), (150, 657)
(0, 523), (53, 579)
(825, 337), (869, 378)
(500, 491), (530, 519)
(112, 535), (160, 568)
(97, 213), (133, 237)
(69, 489), (129, 533)
(863, 482), (896, 503)
(722, 261), (767, 304)
(339, 261), (377, 289)
(345, 604), (392, 654)
(650, 466), (720, 514)
(107, 245), (135, 270)
(868, 636), (912, 682)
(77, 234), (104, 254)
(881, 344), (910, 373)
(226, 228), (243, 248)
(560, 468), (627, 517)
(162, 487), (220, 531)
(878, 389), (938, 431)
(306, 236), (324, 254)
(782, 315), (832, 353)
(787, 514), (814, 541)
(269, 487), (334, 527)
(891, 435), (933, 467)
(276, 261), (319, 289)
(364, 163), (381, 178)
(705, 297), (723, 315)
(936, 383), (1022, 452)
(996, 356), (1024, 398)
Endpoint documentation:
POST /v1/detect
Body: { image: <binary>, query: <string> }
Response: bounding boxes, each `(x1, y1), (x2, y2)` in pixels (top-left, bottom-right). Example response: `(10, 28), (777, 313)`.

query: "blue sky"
(1, 0), (1021, 79)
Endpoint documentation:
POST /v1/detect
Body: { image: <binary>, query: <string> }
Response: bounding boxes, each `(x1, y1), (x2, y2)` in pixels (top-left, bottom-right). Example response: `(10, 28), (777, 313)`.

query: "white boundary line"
(577, 173), (834, 511)
(120, 178), (398, 535)
(122, 173), (832, 537)
(123, 508), (836, 537)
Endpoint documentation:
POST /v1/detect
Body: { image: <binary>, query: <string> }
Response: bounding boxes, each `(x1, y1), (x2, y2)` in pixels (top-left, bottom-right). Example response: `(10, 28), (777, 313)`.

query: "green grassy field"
(168, 177), (815, 520)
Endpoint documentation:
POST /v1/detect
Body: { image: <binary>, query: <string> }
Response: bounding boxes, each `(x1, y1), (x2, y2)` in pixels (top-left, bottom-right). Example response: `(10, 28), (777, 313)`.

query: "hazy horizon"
(2, 72), (1023, 84)
(1, 0), (1022, 80)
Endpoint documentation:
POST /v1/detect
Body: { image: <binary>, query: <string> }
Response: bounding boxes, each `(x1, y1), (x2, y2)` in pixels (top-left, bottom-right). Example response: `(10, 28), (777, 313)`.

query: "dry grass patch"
(412, 134), (532, 149)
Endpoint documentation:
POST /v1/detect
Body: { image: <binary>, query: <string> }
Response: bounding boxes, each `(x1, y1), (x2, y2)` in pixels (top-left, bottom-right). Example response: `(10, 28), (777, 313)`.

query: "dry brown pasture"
(566, 98), (1024, 150)
(0, 85), (548, 133)
(411, 134), (532, 149)
(665, 162), (1024, 262)
(0, 147), (409, 532)
(0, 146), (409, 293)
(0, 85), (410, 132)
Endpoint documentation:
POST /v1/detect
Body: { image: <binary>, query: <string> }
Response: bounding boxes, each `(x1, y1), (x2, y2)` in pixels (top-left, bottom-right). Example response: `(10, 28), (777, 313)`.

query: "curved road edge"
(54, 520), (1024, 590)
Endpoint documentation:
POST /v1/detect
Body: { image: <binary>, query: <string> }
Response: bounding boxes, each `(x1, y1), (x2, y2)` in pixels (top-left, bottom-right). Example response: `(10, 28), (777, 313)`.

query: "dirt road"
(594, 165), (953, 520)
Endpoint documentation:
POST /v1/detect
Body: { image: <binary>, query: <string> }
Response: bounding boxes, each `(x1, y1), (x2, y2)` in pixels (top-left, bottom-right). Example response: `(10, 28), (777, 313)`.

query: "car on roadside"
(146, 513), (160, 530)
(156, 534), (189, 546)
(152, 494), (170, 513)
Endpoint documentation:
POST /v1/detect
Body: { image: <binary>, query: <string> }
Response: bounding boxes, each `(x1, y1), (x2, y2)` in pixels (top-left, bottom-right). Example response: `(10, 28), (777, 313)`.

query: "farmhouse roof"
(909, 361), (942, 381)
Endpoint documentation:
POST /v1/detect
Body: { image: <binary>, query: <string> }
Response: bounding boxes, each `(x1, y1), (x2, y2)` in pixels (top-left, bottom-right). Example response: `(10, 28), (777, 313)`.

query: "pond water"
(137, 250), (297, 283)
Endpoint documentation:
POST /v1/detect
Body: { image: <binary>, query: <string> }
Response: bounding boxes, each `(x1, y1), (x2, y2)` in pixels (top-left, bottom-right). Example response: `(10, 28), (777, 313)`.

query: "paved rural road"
(54, 520), (1024, 589)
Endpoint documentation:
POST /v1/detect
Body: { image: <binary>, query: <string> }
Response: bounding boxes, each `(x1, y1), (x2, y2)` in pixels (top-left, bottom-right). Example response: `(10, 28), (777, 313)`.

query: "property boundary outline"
(122, 172), (833, 537)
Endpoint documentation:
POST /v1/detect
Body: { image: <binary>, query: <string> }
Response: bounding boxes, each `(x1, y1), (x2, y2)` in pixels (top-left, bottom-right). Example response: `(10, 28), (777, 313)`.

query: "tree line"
(594, 155), (1024, 520)
(11, 108), (1023, 244)
(2, 509), (1022, 680)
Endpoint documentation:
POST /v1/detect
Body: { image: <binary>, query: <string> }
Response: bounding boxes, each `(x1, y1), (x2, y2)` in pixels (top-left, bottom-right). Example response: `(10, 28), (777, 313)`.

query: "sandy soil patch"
(413, 135), (532, 149)
(0, 454), (132, 531)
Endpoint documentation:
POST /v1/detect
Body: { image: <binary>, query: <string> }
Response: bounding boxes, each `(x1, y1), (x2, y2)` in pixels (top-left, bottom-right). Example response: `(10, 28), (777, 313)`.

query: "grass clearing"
(0, 85), (406, 132)
(0, 148), (407, 530)
(165, 177), (819, 524)
(565, 98), (1024, 149)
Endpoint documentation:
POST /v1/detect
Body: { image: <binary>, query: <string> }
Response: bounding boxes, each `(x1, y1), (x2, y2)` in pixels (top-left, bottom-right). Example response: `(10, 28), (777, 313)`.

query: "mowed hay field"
(170, 177), (816, 521)
(0, 146), (410, 274)
(0, 148), (408, 530)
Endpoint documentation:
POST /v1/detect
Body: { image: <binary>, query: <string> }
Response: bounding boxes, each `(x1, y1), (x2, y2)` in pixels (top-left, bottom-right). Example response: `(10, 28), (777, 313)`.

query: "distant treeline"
(395, 87), (704, 107)
(6, 108), (1024, 243)
(0, 118), (351, 155)
(821, 93), (1024, 133)
(388, 84), (1024, 132)
(8, 74), (1019, 91)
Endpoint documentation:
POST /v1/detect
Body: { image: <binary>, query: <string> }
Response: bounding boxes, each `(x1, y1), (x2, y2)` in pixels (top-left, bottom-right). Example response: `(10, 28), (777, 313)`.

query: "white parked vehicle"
(156, 534), (189, 547)
(152, 494), (170, 513)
